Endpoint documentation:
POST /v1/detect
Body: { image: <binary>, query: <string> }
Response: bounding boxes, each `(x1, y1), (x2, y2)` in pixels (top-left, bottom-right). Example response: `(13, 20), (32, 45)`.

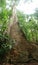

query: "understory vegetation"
(0, 0), (38, 63)
(17, 12), (38, 43)
(0, 0), (14, 62)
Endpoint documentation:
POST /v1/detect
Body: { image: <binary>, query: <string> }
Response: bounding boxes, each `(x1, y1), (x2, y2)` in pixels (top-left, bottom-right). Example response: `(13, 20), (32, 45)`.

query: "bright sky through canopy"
(17, 0), (38, 14)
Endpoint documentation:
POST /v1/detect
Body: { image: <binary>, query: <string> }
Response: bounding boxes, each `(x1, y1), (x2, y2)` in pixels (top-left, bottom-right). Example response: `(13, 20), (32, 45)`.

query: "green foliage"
(34, 8), (38, 20)
(0, 0), (14, 62)
(0, 0), (6, 7)
(17, 12), (38, 43)
(0, 19), (14, 62)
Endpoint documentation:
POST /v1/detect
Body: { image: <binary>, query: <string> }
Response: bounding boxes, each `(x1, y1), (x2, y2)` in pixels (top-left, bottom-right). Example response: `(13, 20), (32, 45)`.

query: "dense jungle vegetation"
(0, 0), (38, 64)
